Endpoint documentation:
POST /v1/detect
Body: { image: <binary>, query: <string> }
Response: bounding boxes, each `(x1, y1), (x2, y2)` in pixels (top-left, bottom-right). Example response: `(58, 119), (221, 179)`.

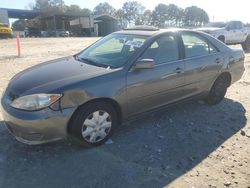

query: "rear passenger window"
(141, 34), (179, 64)
(182, 33), (217, 58)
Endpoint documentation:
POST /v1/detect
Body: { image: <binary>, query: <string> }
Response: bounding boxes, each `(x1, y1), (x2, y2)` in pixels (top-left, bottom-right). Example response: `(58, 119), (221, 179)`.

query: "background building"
(0, 8), (119, 37)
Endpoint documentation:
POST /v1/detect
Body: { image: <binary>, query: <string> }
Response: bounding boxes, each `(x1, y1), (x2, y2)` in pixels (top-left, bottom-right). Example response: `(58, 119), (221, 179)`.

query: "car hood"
(7, 56), (114, 96)
(195, 27), (225, 32)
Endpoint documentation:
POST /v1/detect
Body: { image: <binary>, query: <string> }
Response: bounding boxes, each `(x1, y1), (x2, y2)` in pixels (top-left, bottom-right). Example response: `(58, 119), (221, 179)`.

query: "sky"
(0, 0), (249, 23)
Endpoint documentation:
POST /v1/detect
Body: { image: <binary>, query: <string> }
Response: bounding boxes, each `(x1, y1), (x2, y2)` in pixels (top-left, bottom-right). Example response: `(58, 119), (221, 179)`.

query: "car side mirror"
(134, 59), (155, 70)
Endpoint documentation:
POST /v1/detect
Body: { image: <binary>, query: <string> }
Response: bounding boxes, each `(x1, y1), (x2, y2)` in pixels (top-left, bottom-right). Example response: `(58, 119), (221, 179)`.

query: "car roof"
(114, 26), (231, 52)
(114, 27), (188, 37)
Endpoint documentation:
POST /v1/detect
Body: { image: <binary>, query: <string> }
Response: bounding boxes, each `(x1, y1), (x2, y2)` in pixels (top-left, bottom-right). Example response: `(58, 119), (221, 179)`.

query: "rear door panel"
(183, 54), (223, 97)
(180, 32), (223, 97)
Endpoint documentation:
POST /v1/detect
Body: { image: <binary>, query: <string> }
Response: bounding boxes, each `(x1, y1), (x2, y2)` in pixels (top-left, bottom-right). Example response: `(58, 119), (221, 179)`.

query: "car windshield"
(205, 22), (226, 28)
(77, 34), (148, 68)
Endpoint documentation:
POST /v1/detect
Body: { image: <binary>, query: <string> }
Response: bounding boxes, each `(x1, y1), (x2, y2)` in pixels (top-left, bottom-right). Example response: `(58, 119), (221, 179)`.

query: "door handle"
(175, 67), (183, 74)
(215, 58), (221, 64)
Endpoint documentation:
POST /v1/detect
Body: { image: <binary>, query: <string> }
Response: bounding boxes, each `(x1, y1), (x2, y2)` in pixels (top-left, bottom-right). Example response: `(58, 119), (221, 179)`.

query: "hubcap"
(81, 111), (112, 143)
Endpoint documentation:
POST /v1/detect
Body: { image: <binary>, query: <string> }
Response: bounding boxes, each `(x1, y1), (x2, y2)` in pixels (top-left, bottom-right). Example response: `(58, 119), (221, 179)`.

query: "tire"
(218, 35), (225, 43)
(241, 36), (250, 51)
(205, 76), (229, 105)
(68, 102), (118, 147)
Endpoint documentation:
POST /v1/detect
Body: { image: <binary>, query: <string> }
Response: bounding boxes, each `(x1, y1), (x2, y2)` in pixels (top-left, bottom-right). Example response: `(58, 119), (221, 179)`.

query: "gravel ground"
(0, 38), (249, 188)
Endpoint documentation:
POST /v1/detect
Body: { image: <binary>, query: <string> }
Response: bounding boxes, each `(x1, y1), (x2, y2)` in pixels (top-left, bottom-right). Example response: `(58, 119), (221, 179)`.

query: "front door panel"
(126, 33), (185, 117)
(126, 61), (185, 116)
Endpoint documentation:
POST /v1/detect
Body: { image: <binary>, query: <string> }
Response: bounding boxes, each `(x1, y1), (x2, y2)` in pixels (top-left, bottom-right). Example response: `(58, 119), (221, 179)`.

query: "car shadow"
(0, 98), (246, 188)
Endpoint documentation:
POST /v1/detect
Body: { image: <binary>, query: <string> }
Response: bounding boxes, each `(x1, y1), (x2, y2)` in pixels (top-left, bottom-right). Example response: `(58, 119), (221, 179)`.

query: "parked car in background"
(25, 27), (41, 37)
(0, 22), (12, 38)
(196, 21), (250, 50)
(58, 30), (70, 37)
(41, 30), (72, 37)
(41, 31), (50, 37)
(47, 30), (57, 37)
(1, 27), (245, 147)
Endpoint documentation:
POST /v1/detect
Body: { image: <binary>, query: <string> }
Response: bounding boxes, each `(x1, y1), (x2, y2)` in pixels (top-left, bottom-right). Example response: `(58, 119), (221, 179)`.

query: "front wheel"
(68, 102), (118, 147)
(205, 76), (229, 105)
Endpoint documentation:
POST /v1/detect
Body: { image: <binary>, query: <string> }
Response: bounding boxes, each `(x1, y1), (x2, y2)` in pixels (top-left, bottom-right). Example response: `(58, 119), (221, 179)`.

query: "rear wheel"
(205, 76), (229, 105)
(218, 35), (225, 43)
(241, 36), (250, 51)
(68, 102), (118, 147)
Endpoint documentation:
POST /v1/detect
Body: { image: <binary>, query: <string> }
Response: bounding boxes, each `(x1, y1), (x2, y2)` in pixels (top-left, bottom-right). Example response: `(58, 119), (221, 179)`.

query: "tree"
(114, 9), (127, 28)
(33, 0), (50, 11)
(198, 9), (209, 26)
(152, 3), (186, 27)
(174, 7), (184, 26)
(81, 8), (92, 16)
(152, 4), (168, 28)
(184, 6), (209, 26)
(66, 4), (82, 14)
(134, 10), (152, 25)
(166, 4), (184, 26)
(66, 5), (91, 16)
(12, 19), (26, 30)
(33, 0), (67, 14)
(93, 2), (115, 16)
(122, 1), (145, 25)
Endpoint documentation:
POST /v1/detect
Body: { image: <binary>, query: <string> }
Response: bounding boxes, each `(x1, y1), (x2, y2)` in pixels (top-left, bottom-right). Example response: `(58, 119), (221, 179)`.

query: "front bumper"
(1, 98), (76, 145)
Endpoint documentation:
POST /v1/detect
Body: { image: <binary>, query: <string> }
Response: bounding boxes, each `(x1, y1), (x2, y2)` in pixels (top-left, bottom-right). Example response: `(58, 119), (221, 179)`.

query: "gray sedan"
(1, 26), (245, 146)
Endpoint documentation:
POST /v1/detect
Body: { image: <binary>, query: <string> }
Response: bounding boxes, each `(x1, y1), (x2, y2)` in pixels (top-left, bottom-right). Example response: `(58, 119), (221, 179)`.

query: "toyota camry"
(1, 26), (245, 146)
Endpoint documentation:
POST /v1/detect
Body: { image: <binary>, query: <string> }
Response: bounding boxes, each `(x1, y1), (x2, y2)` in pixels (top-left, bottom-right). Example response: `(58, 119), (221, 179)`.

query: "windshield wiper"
(74, 55), (105, 67)
(74, 55), (115, 69)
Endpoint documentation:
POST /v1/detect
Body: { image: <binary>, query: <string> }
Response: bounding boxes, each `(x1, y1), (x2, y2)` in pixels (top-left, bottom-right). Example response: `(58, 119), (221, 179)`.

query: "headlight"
(11, 94), (62, 111)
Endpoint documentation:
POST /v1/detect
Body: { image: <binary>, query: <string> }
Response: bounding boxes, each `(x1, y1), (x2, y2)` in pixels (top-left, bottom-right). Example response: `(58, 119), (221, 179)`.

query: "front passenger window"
(140, 35), (179, 65)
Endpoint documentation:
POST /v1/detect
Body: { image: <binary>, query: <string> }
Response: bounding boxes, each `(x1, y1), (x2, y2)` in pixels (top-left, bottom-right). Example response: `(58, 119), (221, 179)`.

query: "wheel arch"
(67, 97), (123, 132)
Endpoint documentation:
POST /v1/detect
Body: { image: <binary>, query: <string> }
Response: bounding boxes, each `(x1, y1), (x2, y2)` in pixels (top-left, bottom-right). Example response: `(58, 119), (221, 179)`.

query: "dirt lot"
(0, 38), (249, 188)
